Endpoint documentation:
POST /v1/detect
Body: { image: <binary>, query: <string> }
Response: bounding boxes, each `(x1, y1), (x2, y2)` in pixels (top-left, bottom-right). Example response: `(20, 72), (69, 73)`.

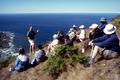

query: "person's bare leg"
(82, 48), (85, 53)
(32, 44), (35, 54)
(91, 46), (99, 59)
(30, 46), (32, 55)
(85, 46), (99, 67)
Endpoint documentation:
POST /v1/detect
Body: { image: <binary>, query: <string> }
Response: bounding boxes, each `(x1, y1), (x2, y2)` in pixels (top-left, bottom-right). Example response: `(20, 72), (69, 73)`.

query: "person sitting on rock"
(79, 25), (86, 53)
(85, 24), (119, 67)
(64, 35), (73, 46)
(9, 48), (29, 72)
(68, 28), (76, 41)
(31, 44), (45, 66)
(68, 24), (78, 33)
(89, 23), (104, 41)
(79, 25), (86, 42)
(67, 25), (78, 41)
(96, 17), (108, 37)
(99, 17), (108, 30)
(47, 34), (62, 55)
(57, 31), (65, 44)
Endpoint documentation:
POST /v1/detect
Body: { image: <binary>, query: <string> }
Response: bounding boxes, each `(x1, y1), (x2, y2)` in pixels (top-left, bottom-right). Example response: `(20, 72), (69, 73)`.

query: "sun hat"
(103, 24), (116, 35)
(79, 25), (85, 29)
(53, 34), (58, 39)
(100, 17), (107, 22)
(72, 24), (77, 28)
(89, 24), (98, 29)
(69, 28), (74, 33)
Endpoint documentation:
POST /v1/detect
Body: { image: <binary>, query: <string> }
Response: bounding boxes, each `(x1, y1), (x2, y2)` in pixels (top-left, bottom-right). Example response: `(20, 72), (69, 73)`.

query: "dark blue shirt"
(93, 33), (119, 52)
(89, 28), (104, 40)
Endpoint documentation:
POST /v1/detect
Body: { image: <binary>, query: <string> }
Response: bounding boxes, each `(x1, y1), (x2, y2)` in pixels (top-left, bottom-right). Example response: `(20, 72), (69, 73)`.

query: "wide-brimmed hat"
(72, 24), (77, 28)
(79, 25), (85, 29)
(103, 24), (116, 35)
(69, 28), (74, 33)
(53, 34), (58, 39)
(100, 17), (107, 22)
(89, 24), (98, 29)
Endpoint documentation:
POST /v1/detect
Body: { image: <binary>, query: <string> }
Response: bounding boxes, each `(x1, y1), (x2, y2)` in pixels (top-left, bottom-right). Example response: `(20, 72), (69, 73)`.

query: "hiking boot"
(84, 57), (94, 68)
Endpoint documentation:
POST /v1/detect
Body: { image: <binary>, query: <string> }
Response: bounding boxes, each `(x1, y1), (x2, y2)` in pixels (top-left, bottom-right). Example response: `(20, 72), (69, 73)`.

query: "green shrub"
(44, 55), (64, 76)
(44, 45), (87, 77)
(75, 54), (88, 64)
(54, 45), (66, 56)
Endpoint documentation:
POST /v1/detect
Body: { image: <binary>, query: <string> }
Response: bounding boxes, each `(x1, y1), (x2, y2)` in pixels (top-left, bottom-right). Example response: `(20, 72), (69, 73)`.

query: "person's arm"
(94, 36), (117, 47)
(93, 35), (107, 43)
(27, 31), (31, 40)
(15, 57), (20, 67)
(27, 31), (29, 37)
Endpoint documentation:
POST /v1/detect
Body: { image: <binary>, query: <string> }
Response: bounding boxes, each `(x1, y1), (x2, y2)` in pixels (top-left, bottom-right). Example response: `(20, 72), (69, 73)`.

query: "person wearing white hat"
(89, 23), (104, 40)
(79, 25), (86, 41)
(47, 33), (62, 55)
(68, 31), (76, 40)
(68, 24), (78, 33)
(79, 25), (86, 53)
(85, 24), (119, 67)
(72, 24), (78, 31)
(89, 24), (98, 29)
(72, 24), (77, 28)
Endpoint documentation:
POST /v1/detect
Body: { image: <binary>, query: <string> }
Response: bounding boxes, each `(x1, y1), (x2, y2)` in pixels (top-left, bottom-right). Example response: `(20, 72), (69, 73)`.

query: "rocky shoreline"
(0, 32), (15, 61)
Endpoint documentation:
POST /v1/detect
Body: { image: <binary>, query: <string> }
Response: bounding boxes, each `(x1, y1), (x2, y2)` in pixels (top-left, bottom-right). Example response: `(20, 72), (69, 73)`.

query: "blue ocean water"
(0, 13), (119, 52)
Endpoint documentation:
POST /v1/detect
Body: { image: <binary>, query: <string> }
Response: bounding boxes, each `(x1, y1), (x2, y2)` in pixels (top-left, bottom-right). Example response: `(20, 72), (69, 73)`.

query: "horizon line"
(0, 11), (120, 14)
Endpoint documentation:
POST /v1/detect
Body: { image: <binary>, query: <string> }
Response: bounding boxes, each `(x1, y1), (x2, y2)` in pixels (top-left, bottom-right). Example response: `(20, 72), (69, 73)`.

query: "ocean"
(0, 13), (120, 53)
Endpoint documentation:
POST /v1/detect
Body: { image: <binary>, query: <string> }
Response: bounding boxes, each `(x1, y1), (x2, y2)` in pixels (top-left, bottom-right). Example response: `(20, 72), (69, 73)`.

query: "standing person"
(27, 26), (37, 54)
(9, 48), (29, 72)
(85, 24), (119, 67)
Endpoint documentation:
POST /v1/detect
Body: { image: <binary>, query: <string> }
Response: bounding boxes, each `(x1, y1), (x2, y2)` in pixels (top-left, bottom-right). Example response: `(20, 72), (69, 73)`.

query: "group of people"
(47, 17), (119, 67)
(9, 26), (45, 72)
(9, 17), (119, 72)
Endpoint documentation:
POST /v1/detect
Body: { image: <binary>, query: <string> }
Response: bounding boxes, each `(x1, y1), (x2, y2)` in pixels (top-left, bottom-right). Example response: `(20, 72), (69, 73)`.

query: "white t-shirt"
(68, 32), (76, 40)
(17, 55), (28, 62)
(79, 29), (85, 39)
(48, 39), (59, 53)
(51, 39), (59, 47)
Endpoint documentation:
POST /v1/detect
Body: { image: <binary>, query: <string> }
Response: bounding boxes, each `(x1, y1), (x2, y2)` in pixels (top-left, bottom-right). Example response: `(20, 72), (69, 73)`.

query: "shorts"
(29, 39), (35, 46)
(98, 47), (118, 59)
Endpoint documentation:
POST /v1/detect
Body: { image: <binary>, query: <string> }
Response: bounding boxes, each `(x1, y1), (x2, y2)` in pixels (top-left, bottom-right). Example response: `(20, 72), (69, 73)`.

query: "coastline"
(0, 15), (120, 80)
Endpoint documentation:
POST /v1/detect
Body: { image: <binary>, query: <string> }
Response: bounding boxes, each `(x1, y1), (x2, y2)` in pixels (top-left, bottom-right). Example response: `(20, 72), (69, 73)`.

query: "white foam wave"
(0, 31), (16, 61)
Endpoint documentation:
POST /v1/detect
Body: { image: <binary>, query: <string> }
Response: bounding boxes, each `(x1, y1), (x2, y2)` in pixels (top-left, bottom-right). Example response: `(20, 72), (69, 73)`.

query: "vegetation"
(0, 56), (16, 70)
(111, 16), (120, 28)
(44, 45), (87, 77)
